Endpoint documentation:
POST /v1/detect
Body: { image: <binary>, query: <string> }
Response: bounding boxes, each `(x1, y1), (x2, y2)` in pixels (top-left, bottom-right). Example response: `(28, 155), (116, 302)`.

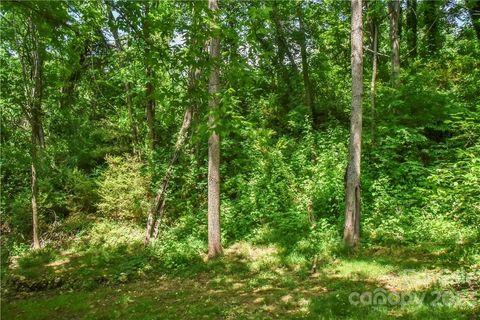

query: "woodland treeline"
(1, 0), (480, 302)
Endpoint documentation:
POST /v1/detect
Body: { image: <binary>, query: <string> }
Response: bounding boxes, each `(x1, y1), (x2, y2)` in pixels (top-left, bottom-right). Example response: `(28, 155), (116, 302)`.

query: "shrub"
(97, 154), (150, 222)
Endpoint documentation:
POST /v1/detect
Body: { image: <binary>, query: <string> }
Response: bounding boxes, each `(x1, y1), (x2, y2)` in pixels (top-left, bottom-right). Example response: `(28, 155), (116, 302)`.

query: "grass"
(2, 220), (479, 319)
(2, 237), (479, 319)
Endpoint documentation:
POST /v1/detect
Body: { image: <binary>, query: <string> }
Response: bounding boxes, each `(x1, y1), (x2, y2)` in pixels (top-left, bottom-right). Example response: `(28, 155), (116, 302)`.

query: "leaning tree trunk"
(144, 86), (195, 244)
(344, 0), (363, 249)
(207, 0), (223, 259)
(143, 3), (204, 245)
(389, 0), (401, 86)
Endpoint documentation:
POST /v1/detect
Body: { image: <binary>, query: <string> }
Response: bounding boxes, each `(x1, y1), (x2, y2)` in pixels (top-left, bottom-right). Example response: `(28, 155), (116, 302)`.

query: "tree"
(144, 14), (203, 244)
(28, 14), (44, 250)
(207, 0), (223, 259)
(144, 95), (195, 244)
(11, 7), (47, 249)
(344, 0), (363, 249)
(143, 2), (157, 151)
(389, 0), (401, 85)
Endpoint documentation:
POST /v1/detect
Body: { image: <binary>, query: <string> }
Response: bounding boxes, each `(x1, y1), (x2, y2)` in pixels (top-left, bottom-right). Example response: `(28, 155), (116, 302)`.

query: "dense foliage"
(0, 0), (479, 318)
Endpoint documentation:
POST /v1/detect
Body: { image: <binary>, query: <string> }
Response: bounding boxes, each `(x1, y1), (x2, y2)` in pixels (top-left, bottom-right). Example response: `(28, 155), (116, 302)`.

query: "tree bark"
(296, 2), (316, 122)
(207, 0), (223, 259)
(389, 0), (401, 86)
(28, 14), (44, 249)
(344, 0), (363, 249)
(145, 65), (156, 150)
(31, 150), (40, 249)
(370, 19), (378, 142)
(406, 0), (418, 58)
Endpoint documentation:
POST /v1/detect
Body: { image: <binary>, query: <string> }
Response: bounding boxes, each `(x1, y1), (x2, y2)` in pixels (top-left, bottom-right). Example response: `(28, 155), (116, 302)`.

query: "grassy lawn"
(2, 242), (479, 319)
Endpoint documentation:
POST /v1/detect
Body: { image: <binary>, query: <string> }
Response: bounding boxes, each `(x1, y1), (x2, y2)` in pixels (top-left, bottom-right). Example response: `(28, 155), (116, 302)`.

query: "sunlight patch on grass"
(327, 259), (397, 281)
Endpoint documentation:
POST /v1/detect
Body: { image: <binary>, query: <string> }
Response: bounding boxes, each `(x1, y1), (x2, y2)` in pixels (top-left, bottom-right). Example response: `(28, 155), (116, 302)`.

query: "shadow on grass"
(3, 257), (478, 320)
(3, 219), (478, 319)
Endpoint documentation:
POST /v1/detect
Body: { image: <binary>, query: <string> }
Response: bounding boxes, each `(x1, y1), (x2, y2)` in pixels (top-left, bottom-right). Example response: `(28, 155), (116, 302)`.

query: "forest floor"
(2, 242), (479, 320)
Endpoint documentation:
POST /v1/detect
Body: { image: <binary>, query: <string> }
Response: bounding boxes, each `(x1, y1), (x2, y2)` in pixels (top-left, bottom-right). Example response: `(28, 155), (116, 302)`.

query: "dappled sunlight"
(3, 242), (479, 319)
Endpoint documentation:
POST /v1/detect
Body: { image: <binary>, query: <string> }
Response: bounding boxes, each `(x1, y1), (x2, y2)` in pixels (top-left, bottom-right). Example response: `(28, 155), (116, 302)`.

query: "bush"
(65, 168), (99, 215)
(97, 154), (150, 222)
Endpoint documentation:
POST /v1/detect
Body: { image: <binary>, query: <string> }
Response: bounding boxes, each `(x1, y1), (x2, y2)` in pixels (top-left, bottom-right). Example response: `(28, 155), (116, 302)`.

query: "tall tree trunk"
(370, 19), (378, 142)
(406, 0), (418, 58)
(145, 65), (156, 150)
(296, 2), (316, 122)
(28, 14), (44, 249)
(207, 0), (222, 259)
(468, 0), (480, 40)
(389, 0), (401, 86)
(344, 0), (363, 249)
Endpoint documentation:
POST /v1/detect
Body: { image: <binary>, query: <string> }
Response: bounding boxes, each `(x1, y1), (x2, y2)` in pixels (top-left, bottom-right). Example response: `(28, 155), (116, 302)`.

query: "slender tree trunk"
(207, 0), (222, 259)
(468, 0), (480, 40)
(31, 152), (40, 249)
(370, 20), (378, 142)
(296, 3), (316, 121)
(28, 14), (44, 249)
(406, 0), (418, 58)
(389, 0), (401, 86)
(344, 0), (363, 249)
(145, 65), (156, 150)
(143, 3), (156, 151)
